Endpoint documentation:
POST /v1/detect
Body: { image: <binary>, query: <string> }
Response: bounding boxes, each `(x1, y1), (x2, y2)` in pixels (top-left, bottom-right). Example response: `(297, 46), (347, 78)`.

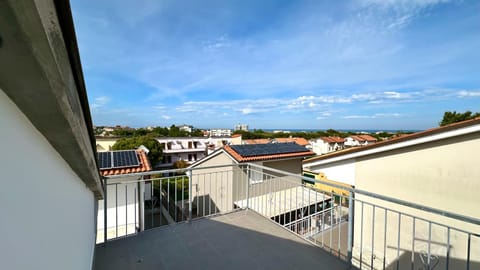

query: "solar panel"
(98, 152), (112, 169)
(97, 150), (140, 169)
(231, 143), (309, 157)
(113, 151), (140, 168)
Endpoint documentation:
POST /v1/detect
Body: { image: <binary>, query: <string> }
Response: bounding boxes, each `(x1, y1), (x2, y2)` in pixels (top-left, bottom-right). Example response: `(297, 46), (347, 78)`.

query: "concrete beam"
(0, 0), (103, 198)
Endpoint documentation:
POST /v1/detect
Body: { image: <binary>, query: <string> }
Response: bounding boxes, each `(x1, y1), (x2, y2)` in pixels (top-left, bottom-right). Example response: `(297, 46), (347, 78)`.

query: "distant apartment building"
(209, 128), (232, 137)
(157, 137), (232, 168)
(344, 134), (377, 147)
(311, 136), (345, 155)
(178, 124), (193, 133)
(234, 123), (249, 131)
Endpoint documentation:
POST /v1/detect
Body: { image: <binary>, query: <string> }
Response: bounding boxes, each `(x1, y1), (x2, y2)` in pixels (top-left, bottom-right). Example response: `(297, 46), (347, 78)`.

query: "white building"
(311, 136), (345, 155)
(234, 123), (249, 131)
(178, 124), (193, 133)
(1, 3), (103, 268)
(344, 134), (378, 147)
(209, 128), (232, 137)
(303, 119), (480, 269)
(156, 137), (232, 168)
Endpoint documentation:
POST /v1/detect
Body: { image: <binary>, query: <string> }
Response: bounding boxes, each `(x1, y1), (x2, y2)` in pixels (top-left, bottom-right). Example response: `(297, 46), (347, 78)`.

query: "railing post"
(246, 164), (250, 210)
(103, 177), (107, 246)
(347, 190), (354, 267)
(188, 168), (193, 222)
(139, 175), (144, 232)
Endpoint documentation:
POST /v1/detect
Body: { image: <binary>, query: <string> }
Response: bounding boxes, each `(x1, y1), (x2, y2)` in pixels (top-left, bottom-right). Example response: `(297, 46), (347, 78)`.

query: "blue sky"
(71, 0), (480, 130)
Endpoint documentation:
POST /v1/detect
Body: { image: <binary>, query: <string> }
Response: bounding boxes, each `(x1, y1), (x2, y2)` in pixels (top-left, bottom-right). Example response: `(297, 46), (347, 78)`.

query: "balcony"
(95, 164), (480, 270)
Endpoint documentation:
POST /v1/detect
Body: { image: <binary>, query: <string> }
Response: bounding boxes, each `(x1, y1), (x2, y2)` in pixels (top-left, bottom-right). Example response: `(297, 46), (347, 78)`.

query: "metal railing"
(97, 163), (480, 270)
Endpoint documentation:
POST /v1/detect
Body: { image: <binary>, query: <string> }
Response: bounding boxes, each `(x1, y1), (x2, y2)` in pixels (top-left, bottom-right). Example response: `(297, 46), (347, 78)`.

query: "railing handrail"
(102, 162), (480, 226)
(248, 163), (480, 226)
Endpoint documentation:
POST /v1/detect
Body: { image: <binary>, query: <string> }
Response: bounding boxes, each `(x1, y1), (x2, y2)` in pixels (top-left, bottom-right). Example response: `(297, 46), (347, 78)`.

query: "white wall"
(0, 90), (96, 270)
(304, 159), (356, 186)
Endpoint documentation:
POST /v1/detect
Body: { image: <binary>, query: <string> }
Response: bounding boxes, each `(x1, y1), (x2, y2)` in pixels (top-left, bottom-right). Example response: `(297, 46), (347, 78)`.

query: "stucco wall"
(263, 158), (303, 175)
(304, 159), (356, 186)
(96, 138), (118, 152)
(191, 153), (239, 214)
(0, 90), (97, 269)
(353, 133), (480, 268)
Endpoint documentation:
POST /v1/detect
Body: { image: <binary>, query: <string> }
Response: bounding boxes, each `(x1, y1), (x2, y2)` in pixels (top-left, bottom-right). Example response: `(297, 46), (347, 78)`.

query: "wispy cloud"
(457, 90), (480, 97)
(72, 0), (480, 129)
(91, 96), (110, 109)
(344, 113), (401, 119)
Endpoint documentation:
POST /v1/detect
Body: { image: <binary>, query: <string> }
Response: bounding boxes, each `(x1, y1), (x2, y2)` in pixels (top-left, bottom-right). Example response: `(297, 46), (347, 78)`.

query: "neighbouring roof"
(304, 117), (480, 165)
(319, 136), (345, 143)
(224, 143), (314, 162)
(243, 139), (271, 144)
(348, 134), (377, 142)
(98, 149), (152, 176)
(231, 134), (242, 138)
(274, 137), (310, 146)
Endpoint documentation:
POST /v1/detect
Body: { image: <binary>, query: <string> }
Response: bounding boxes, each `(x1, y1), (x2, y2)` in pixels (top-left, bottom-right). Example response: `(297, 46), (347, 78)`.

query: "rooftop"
(224, 143), (314, 162)
(98, 149), (151, 176)
(93, 210), (348, 270)
(319, 136), (345, 143)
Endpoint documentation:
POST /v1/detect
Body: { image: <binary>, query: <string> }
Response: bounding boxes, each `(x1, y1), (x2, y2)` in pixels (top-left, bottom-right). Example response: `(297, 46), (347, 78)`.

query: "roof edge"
(304, 118), (480, 166)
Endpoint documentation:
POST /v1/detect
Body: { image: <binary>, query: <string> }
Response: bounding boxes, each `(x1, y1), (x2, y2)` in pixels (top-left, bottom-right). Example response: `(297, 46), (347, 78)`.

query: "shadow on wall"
(192, 194), (221, 217)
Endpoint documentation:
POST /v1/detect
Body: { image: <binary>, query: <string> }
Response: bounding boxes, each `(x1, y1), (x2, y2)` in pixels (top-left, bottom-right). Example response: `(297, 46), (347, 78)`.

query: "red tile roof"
(100, 149), (152, 176)
(275, 137), (310, 146)
(224, 144), (314, 162)
(243, 139), (271, 144)
(319, 136), (345, 143)
(350, 135), (377, 142)
(231, 134), (242, 138)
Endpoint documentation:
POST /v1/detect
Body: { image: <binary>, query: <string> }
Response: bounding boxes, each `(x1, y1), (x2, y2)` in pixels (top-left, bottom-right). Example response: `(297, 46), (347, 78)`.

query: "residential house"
(96, 136), (120, 152)
(189, 143), (316, 215)
(344, 134), (378, 147)
(96, 149), (152, 242)
(0, 2), (103, 268)
(311, 136), (346, 155)
(303, 119), (480, 269)
(157, 136), (232, 168)
(230, 133), (242, 145)
(243, 138), (271, 144)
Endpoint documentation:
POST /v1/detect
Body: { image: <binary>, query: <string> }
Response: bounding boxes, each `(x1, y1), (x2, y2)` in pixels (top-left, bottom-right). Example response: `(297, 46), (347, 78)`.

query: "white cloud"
(343, 113), (401, 119)
(91, 96), (110, 109)
(161, 115), (171, 120)
(457, 90), (480, 97)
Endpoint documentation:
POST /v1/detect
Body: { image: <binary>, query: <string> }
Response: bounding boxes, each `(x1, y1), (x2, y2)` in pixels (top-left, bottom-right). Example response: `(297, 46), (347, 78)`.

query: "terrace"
(95, 164), (480, 270)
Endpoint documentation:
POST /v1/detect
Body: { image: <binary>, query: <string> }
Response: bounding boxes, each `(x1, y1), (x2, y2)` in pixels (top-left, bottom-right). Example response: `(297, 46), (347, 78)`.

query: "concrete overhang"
(0, 1), (103, 198)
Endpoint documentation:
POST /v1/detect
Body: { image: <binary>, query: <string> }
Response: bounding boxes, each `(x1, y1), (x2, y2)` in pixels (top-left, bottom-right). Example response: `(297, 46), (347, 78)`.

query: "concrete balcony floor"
(94, 210), (350, 270)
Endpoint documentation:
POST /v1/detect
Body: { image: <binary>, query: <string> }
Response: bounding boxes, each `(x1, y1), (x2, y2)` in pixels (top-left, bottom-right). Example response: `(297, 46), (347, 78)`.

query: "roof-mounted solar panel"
(97, 150), (140, 169)
(230, 143), (308, 157)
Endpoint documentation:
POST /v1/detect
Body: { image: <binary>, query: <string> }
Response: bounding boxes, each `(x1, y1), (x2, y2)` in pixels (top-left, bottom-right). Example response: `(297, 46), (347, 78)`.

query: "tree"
(439, 111), (480, 126)
(112, 135), (163, 166)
